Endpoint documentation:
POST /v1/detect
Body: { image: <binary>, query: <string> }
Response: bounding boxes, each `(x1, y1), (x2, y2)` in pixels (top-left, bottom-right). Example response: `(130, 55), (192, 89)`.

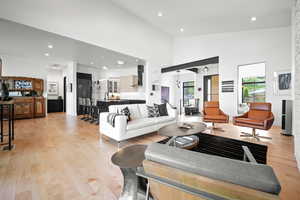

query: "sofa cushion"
(109, 104), (141, 120)
(138, 104), (149, 118)
(120, 107), (131, 122)
(126, 118), (157, 131)
(204, 115), (227, 120)
(236, 118), (264, 126)
(145, 143), (281, 195)
(154, 103), (168, 116)
(205, 107), (220, 115)
(147, 105), (160, 117)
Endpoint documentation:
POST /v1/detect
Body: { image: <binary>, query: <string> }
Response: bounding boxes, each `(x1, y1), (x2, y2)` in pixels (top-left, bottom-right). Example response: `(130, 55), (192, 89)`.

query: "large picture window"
(183, 81), (194, 106)
(238, 62), (266, 114)
(242, 76), (266, 103)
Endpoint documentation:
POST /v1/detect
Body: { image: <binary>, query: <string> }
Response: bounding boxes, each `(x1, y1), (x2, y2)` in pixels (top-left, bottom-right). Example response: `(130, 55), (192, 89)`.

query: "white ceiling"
(0, 19), (144, 70)
(112, 0), (293, 36)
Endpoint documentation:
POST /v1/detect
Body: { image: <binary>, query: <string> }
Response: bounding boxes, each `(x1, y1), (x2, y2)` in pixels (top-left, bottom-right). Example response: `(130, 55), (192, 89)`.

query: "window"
(242, 76), (266, 103)
(238, 63), (266, 111)
(183, 81), (194, 106)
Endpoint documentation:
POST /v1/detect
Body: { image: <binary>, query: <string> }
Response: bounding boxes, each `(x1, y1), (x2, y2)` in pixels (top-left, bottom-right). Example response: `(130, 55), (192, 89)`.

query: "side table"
(111, 145), (147, 200)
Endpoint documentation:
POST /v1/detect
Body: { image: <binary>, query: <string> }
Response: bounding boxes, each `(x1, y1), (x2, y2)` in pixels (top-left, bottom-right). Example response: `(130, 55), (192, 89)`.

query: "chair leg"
(240, 128), (271, 140)
(209, 122), (225, 132)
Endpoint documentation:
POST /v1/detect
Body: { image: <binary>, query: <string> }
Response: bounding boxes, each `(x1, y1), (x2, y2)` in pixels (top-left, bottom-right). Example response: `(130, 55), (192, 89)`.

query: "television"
(15, 80), (32, 89)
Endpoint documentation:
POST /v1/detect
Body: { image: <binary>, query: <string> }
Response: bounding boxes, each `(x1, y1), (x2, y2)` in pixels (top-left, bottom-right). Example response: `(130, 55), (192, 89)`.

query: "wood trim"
(143, 160), (279, 200)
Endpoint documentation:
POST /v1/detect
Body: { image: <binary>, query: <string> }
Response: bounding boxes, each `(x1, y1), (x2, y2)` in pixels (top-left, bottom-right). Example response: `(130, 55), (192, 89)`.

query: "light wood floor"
(0, 113), (299, 200)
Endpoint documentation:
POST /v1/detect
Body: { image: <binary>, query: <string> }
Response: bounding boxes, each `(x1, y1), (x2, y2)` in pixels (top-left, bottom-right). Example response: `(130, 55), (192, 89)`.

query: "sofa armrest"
(264, 113), (274, 130)
(99, 112), (128, 141)
(219, 109), (229, 121)
(167, 104), (177, 118)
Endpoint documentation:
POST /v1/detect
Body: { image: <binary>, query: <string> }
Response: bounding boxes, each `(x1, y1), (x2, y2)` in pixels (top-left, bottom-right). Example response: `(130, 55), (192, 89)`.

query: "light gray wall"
(293, 0), (300, 170)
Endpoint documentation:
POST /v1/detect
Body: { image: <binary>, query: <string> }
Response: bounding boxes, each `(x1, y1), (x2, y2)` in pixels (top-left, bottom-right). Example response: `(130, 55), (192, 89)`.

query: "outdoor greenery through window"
(183, 81), (194, 106)
(242, 76), (266, 103)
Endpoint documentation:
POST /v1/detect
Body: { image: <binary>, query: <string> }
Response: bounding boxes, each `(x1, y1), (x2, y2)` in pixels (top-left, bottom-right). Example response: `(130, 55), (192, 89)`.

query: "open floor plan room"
(0, 0), (300, 199)
(0, 114), (299, 199)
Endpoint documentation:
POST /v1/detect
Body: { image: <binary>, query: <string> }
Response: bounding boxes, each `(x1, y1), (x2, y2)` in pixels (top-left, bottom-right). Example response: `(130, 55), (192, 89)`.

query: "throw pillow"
(147, 105), (160, 117)
(121, 107), (131, 122)
(154, 103), (168, 116)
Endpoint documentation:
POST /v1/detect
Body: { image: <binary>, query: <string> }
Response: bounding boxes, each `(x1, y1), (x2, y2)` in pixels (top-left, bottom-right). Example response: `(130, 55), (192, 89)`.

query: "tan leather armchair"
(233, 102), (274, 140)
(203, 101), (229, 131)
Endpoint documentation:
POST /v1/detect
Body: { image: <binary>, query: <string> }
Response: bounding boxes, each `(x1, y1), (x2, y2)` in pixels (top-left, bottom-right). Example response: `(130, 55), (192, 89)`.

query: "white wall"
(173, 27), (292, 126)
(47, 69), (64, 99)
(0, 0), (173, 105)
(292, 0), (300, 170)
(63, 62), (77, 116)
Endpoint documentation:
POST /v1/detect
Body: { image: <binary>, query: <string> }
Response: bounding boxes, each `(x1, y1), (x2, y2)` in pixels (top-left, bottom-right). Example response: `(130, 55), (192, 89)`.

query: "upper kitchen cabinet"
(120, 75), (138, 92)
(33, 78), (44, 93)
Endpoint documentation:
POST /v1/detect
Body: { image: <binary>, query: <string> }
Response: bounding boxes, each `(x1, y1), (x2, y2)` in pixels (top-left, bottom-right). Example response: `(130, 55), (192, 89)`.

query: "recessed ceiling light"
(103, 66), (108, 70)
(136, 59), (139, 62)
(44, 53), (50, 57)
(180, 28), (184, 32)
(48, 44), (53, 49)
(157, 12), (163, 17)
(117, 60), (125, 65)
(90, 62), (94, 65)
(251, 17), (257, 22)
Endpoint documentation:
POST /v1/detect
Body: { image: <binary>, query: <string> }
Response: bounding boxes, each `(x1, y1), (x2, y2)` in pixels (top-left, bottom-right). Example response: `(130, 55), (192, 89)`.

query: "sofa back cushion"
(204, 102), (220, 115)
(138, 104), (149, 118)
(248, 103), (272, 120)
(109, 104), (141, 120)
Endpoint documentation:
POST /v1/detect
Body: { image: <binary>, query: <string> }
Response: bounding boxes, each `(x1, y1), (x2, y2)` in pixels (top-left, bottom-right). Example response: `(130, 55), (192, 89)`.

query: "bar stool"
(90, 99), (100, 124)
(79, 98), (87, 120)
(83, 98), (92, 121)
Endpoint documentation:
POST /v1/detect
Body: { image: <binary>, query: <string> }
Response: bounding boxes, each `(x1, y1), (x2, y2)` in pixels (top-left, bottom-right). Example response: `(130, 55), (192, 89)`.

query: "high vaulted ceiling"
(112, 0), (293, 36)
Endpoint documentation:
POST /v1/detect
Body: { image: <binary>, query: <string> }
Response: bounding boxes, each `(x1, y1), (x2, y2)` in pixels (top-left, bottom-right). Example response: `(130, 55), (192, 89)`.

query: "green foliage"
(243, 86), (249, 97)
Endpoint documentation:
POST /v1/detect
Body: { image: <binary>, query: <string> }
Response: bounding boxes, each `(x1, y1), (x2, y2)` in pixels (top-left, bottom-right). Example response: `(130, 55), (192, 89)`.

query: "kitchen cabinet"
(120, 75), (138, 92)
(108, 80), (120, 93)
(47, 99), (63, 113)
(34, 97), (45, 117)
(14, 97), (34, 119)
(13, 97), (45, 119)
(33, 79), (44, 93)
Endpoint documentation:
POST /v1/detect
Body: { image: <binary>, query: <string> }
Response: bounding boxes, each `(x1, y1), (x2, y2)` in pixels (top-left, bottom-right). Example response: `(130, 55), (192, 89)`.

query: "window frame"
(241, 77), (266, 103)
(182, 81), (195, 106)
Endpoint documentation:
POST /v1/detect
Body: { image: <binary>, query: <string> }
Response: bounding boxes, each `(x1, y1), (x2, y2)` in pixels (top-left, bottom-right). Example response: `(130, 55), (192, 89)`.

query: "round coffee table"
(111, 144), (147, 200)
(158, 122), (207, 147)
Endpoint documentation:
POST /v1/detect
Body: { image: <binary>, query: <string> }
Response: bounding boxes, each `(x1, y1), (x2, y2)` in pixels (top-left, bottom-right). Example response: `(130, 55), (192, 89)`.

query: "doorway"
(77, 73), (92, 115)
(63, 76), (66, 112)
(161, 86), (170, 103)
(203, 74), (219, 102)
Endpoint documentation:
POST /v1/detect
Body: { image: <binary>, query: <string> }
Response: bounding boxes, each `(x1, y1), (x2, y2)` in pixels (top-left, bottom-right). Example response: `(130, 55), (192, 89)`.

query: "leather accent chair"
(203, 101), (229, 131)
(233, 102), (274, 140)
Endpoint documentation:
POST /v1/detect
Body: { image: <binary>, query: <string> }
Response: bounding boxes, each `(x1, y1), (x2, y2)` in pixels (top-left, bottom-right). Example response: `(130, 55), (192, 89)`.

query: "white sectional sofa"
(99, 103), (177, 143)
